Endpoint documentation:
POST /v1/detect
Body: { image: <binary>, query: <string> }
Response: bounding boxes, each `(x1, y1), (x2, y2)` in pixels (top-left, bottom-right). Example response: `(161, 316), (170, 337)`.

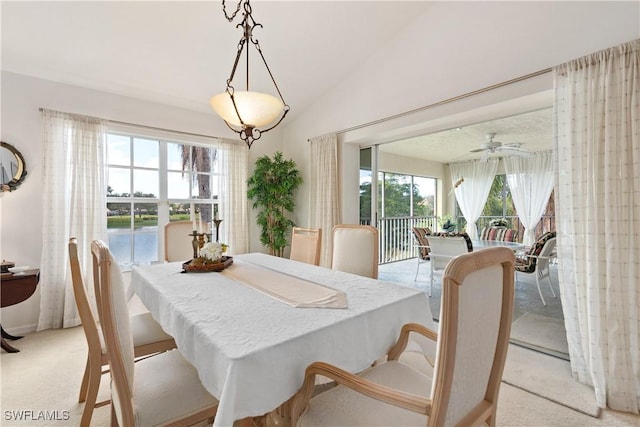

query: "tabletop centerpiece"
(182, 241), (233, 273)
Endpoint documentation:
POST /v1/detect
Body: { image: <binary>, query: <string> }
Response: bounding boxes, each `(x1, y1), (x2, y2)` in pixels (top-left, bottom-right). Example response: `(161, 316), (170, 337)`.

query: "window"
(106, 131), (220, 269)
(455, 174), (555, 237)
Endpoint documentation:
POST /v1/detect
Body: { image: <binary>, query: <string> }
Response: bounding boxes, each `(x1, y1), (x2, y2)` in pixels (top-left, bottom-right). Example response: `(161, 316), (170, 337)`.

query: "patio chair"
(515, 231), (557, 305)
(411, 227), (432, 281)
(331, 224), (379, 279)
(425, 232), (473, 296)
(290, 247), (516, 427)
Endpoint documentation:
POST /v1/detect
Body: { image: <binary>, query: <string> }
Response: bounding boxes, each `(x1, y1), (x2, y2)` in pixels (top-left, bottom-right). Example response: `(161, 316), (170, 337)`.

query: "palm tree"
(179, 145), (217, 226)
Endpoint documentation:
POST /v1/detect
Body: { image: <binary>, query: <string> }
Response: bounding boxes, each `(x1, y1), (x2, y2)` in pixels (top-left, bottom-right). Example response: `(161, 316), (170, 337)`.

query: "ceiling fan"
(469, 133), (529, 160)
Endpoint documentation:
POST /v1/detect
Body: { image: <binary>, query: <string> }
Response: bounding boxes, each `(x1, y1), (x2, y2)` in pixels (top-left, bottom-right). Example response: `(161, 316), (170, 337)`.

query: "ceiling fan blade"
(469, 148), (486, 153)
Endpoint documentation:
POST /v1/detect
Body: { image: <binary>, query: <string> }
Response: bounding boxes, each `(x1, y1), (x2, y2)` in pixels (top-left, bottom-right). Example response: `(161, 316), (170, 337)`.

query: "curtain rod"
(38, 108), (219, 140)
(307, 67), (552, 142)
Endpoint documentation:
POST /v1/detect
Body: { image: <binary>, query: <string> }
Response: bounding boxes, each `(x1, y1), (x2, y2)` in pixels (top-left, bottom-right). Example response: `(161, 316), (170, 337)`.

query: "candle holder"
(213, 219), (223, 242)
(190, 230), (200, 259)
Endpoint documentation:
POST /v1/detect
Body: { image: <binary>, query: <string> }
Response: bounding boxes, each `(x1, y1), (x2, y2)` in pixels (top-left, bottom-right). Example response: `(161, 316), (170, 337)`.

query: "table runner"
(221, 259), (347, 308)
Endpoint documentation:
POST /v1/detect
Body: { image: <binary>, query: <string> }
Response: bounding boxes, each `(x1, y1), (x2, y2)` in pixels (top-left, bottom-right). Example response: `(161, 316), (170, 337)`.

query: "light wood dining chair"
(331, 224), (379, 279)
(91, 239), (218, 427)
(69, 238), (177, 427)
(164, 220), (195, 262)
(290, 227), (322, 266)
(291, 247), (515, 427)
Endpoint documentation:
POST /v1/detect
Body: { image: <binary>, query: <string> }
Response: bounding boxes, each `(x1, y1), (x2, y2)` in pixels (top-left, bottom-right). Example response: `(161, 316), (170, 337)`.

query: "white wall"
(0, 71), (281, 333)
(283, 1), (640, 227)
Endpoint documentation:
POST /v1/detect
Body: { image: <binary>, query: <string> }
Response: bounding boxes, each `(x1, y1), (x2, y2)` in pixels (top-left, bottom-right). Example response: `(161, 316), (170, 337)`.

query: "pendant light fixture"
(210, 0), (289, 148)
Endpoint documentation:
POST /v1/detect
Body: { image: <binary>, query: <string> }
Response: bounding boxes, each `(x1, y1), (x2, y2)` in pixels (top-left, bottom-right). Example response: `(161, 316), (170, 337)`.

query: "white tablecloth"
(131, 253), (433, 426)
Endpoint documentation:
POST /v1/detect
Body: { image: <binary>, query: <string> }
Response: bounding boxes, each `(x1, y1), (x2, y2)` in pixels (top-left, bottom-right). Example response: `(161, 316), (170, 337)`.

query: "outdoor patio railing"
(361, 215), (555, 264)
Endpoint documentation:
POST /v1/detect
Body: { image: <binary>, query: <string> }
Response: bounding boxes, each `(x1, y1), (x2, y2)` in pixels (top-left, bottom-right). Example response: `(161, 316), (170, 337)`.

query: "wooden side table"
(1, 269), (40, 353)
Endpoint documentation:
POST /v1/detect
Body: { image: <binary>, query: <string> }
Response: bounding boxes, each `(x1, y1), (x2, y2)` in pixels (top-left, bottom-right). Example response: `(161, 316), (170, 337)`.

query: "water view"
(108, 227), (159, 269)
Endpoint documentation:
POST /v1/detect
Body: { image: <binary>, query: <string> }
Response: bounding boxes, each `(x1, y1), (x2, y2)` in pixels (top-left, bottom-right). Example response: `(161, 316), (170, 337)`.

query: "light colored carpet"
(2, 326), (639, 426)
(503, 344), (600, 418)
(510, 312), (569, 359)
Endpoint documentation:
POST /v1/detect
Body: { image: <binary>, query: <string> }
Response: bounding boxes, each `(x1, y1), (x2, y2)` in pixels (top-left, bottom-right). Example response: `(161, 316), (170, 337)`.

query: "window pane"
(359, 170), (372, 223)
(134, 229), (158, 265)
(107, 134), (130, 166)
(194, 173), (212, 199)
(192, 146), (213, 173)
(169, 203), (190, 221)
(168, 171), (191, 199)
(195, 202), (213, 230)
(413, 176), (435, 217)
(383, 173), (410, 217)
(133, 169), (159, 197)
(108, 167), (131, 197)
(108, 229), (132, 269)
(107, 202), (132, 228)
(133, 138), (159, 168)
(167, 142), (188, 171)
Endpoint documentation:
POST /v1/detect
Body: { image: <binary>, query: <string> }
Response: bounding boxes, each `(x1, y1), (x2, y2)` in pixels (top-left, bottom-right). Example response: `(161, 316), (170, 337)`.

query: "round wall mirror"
(1, 142), (27, 192)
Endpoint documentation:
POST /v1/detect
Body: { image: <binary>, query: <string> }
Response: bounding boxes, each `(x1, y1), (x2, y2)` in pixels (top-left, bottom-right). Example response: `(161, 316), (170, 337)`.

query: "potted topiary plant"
(247, 151), (303, 257)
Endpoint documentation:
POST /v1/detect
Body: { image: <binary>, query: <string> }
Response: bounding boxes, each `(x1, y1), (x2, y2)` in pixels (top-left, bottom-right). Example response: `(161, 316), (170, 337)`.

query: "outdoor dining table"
(472, 239), (526, 252)
(130, 252), (434, 426)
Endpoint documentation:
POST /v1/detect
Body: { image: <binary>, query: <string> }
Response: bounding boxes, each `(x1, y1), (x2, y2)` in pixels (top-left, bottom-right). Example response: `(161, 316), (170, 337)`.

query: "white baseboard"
(3, 323), (38, 336)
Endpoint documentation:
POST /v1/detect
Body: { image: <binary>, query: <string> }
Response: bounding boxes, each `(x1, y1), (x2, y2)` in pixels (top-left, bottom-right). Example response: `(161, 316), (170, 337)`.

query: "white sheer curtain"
(504, 151), (554, 246)
(449, 159), (498, 239)
(37, 110), (107, 330)
(554, 39), (639, 413)
(309, 134), (340, 267)
(218, 139), (249, 255)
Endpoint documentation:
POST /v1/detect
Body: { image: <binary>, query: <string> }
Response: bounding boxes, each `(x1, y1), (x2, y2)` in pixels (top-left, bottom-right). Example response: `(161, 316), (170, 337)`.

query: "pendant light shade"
(210, 91), (284, 128)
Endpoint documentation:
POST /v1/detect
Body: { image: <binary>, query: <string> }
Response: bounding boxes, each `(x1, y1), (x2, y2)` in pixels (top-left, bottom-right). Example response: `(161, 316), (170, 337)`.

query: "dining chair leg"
(80, 359), (102, 427)
(78, 357), (90, 403)
(414, 259), (421, 281)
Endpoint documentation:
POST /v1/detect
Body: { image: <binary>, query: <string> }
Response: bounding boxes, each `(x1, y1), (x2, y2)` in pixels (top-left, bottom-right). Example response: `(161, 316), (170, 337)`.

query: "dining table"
(472, 239), (525, 252)
(130, 252), (434, 426)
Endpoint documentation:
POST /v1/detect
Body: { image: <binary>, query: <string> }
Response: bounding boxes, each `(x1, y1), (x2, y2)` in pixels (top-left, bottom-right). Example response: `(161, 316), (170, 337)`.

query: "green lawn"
(107, 214), (191, 229)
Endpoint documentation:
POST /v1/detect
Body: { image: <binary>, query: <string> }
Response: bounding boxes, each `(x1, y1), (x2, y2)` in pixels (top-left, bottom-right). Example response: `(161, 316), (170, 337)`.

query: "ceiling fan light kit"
(211, 0), (290, 149)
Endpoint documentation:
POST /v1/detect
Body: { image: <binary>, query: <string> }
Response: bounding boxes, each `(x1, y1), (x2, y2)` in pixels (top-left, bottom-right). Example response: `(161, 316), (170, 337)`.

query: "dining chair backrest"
(164, 220), (195, 262)
(426, 233), (473, 270)
(69, 238), (102, 371)
(290, 227), (322, 266)
(331, 224), (379, 279)
(91, 240), (136, 426)
(430, 247), (515, 425)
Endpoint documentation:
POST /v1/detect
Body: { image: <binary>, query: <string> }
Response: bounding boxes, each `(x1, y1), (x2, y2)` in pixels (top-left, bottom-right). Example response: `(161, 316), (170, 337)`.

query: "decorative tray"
(182, 256), (233, 273)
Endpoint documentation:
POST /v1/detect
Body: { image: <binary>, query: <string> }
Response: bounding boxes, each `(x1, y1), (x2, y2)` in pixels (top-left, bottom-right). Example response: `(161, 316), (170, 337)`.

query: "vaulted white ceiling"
(2, 1), (555, 162)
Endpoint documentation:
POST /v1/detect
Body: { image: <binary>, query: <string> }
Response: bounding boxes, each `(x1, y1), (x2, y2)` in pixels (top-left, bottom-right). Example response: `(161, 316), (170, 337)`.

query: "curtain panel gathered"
(37, 109), (108, 330)
(309, 134), (340, 267)
(504, 151), (554, 246)
(449, 159), (499, 239)
(218, 139), (250, 255)
(554, 39), (640, 413)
